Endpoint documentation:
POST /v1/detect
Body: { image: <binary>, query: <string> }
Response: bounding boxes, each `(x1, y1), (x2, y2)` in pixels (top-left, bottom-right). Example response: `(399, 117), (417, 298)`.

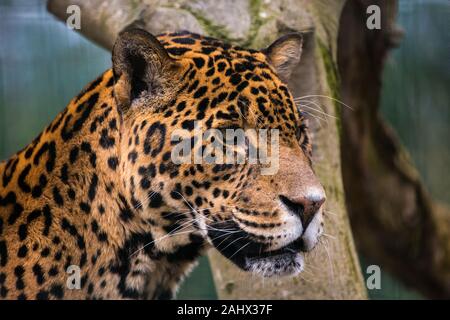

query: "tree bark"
(338, 0), (450, 299)
(48, 0), (367, 299)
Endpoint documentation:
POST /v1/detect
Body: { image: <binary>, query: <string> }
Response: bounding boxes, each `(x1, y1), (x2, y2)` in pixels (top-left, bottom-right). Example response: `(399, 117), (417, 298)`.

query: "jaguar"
(0, 28), (325, 299)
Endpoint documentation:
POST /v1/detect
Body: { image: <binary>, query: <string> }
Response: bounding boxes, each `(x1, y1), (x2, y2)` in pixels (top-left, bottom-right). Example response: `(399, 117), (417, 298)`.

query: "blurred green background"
(0, 0), (448, 299)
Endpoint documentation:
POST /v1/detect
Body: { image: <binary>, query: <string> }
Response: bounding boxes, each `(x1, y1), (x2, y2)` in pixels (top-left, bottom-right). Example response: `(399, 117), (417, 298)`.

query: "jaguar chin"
(208, 206), (324, 277)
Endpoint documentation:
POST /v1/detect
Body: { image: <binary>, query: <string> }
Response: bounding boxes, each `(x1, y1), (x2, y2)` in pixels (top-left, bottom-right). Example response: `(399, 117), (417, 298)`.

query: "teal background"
(0, 0), (448, 299)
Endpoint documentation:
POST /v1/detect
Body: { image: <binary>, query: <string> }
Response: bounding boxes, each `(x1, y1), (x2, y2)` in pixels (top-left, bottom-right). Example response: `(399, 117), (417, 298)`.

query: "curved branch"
(338, 0), (450, 299)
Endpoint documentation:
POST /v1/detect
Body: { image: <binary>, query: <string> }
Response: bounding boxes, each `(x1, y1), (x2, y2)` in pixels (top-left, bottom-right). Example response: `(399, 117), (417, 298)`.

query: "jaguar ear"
(262, 33), (303, 83)
(112, 28), (179, 110)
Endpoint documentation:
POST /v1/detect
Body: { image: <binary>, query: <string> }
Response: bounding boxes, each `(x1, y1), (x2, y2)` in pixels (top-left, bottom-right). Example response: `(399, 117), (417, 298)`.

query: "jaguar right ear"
(112, 28), (179, 111)
(262, 33), (303, 83)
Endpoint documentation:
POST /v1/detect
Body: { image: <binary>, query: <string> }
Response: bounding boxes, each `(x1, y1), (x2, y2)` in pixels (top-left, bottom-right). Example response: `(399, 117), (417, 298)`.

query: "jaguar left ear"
(262, 33), (303, 83)
(112, 28), (179, 111)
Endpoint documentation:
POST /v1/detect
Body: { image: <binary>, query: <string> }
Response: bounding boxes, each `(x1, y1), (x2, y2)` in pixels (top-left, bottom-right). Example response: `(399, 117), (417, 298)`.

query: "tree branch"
(338, 0), (450, 299)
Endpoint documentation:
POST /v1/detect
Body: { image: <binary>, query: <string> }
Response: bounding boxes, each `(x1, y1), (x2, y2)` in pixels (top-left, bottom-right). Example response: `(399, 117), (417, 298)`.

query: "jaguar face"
(206, 147), (326, 277)
(113, 29), (325, 277)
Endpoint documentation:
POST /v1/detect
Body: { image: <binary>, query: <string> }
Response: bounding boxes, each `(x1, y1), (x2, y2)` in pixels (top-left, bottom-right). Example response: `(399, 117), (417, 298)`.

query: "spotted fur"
(0, 29), (325, 300)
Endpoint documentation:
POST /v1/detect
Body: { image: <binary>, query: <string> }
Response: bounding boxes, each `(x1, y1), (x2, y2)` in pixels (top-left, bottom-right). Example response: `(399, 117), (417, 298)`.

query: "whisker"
(219, 236), (247, 251)
(324, 210), (338, 217)
(298, 273), (313, 283)
(295, 98), (327, 113)
(228, 241), (251, 259)
(215, 234), (233, 249)
(129, 216), (208, 256)
(322, 238), (336, 298)
(301, 110), (327, 124)
(134, 190), (157, 210)
(297, 103), (338, 120)
(173, 191), (199, 216)
(129, 229), (196, 257)
(209, 230), (240, 243)
(322, 233), (337, 240)
(294, 94), (354, 110)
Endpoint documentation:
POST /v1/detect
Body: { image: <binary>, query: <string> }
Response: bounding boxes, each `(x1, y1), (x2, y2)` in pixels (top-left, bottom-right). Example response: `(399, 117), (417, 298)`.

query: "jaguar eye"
(296, 123), (308, 146)
(295, 126), (303, 141)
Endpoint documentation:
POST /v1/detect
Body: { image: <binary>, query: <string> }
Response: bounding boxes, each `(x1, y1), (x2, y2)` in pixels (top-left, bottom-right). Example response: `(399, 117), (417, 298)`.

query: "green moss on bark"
(317, 39), (342, 134)
(180, 6), (234, 42)
(173, 0), (269, 48)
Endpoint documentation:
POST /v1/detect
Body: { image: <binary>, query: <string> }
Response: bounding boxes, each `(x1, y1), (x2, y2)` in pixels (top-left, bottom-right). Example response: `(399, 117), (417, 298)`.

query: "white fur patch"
(246, 252), (304, 277)
(301, 210), (323, 252)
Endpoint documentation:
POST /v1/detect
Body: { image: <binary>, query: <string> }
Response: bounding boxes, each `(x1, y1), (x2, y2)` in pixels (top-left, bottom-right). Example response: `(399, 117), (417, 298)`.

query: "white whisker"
(220, 236), (246, 251)
(294, 94), (354, 110)
(322, 233), (337, 240)
(228, 241), (251, 259)
(297, 102), (338, 120)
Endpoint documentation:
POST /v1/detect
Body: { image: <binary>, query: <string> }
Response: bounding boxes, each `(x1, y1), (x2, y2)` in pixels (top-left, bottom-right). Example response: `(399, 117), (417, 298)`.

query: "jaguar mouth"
(207, 221), (305, 277)
(244, 238), (304, 277)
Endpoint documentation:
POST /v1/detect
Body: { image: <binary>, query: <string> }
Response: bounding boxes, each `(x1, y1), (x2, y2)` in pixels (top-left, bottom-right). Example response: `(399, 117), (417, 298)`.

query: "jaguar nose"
(279, 191), (325, 229)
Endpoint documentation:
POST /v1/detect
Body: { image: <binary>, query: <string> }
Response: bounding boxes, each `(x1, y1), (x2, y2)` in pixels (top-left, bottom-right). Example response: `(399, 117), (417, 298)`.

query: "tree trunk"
(48, 0), (367, 299)
(338, 0), (450, 299)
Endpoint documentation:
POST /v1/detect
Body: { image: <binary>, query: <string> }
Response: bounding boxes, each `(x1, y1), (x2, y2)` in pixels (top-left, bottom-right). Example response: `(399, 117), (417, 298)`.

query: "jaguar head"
(112, 28), (325, 277)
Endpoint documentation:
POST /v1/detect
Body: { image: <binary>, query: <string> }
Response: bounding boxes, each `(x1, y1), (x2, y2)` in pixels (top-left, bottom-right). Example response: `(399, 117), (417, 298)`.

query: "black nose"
(279, 194), (325, 229)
